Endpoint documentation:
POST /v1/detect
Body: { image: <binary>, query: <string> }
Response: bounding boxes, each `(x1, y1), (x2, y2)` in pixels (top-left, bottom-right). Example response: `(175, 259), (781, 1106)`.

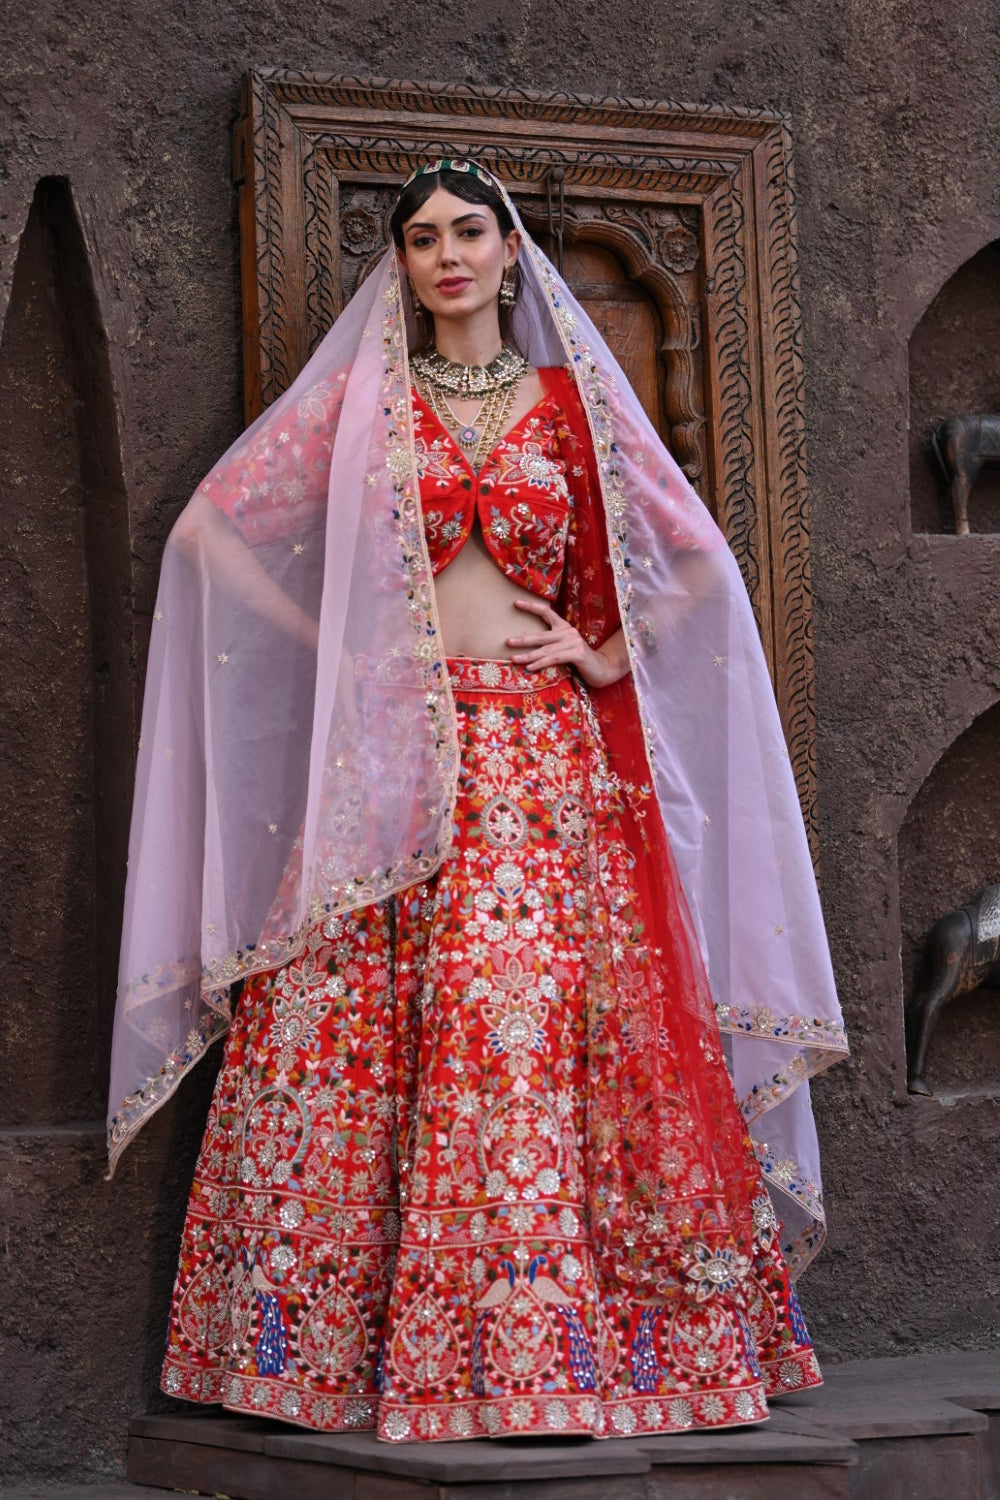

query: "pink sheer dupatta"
(109, 190), (847, 1275)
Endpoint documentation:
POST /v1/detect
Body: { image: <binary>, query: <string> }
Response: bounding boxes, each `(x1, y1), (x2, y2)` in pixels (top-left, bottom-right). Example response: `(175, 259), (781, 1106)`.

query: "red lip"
(436, 278), (472, 294)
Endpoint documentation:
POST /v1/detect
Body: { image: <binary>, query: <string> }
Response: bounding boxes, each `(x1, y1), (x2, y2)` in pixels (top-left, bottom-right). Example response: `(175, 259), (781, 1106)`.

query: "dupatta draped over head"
(109, 164), (847, 1279)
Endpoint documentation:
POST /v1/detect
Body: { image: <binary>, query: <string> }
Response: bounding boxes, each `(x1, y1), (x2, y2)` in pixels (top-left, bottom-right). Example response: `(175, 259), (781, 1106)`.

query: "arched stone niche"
(0, 177), (135, 1127)
(898, 699), (1000, 1097)
(908, 239), (1000, 534)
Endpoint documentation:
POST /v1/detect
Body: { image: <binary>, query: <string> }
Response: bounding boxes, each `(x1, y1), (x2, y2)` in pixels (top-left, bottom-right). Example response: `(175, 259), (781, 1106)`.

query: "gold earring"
(499, 268), (517, 308)
(407, 277), (424, 314)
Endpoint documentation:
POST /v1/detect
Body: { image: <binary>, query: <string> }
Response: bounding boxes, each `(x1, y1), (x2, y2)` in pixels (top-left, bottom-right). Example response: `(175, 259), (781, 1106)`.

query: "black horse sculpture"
(906, 883), (1000, 1095)
(929, 413), (1000, 535)
(935, 414), (1000, 537)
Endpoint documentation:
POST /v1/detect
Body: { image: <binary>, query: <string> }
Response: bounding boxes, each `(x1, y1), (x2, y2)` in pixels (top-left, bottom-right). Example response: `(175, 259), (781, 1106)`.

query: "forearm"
(175, 496), (320, 652)
(588, 627), (630, 686)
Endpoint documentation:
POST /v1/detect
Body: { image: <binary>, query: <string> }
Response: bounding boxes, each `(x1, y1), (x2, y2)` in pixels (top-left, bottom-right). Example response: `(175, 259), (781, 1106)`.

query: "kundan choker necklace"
(412, 346), (528, 473)
(411, 345), (527, 400)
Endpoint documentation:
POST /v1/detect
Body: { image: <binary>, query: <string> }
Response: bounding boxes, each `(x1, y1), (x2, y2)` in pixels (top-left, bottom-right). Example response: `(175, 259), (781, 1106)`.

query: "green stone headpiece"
(399, 158), (501, 192)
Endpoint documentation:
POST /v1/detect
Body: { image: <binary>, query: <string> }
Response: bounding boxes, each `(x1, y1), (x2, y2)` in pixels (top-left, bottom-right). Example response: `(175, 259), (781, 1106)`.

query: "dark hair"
(390, 165), (523, 350)
(389, 165), (516, 247)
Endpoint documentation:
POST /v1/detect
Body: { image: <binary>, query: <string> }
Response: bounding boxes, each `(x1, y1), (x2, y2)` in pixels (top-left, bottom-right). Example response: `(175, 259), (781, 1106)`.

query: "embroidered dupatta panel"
(109, 223), (846, 1276)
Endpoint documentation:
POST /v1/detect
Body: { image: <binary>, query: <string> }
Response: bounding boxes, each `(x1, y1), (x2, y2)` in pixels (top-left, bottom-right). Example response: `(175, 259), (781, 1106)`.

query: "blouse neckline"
(411, 386), (561, 480)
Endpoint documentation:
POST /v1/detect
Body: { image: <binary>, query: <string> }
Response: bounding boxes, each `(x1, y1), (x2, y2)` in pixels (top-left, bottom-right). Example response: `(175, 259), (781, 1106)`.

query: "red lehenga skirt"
(161, 658), (821, 1441)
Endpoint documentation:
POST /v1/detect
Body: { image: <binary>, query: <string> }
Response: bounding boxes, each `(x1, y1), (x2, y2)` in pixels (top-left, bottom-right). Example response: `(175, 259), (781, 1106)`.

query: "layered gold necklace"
(413, 346), (527, 472)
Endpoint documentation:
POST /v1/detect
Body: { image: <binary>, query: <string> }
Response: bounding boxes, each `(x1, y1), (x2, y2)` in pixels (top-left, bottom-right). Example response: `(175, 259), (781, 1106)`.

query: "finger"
(509, 635), (576, 661)
(506, 631), (560, 648)
(516, 644), (577, 671)
(513, 597), (560, 625)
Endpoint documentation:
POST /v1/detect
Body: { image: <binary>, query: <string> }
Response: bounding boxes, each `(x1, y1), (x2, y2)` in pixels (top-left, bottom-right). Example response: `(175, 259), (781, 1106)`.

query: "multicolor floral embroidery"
(412, 390), (573, 601)
(109, 1008), (230, 1169)
(716, 1002), (849, 1053)
(161, 660), (821, 1441)
(201, 377), (346, 547)
(753, 1142), (824, 1240)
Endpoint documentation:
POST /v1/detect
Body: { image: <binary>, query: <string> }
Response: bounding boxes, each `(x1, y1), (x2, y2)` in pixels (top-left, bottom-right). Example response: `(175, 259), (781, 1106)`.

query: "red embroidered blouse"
(413, 372), (581, 601)
(203, 362), (623, 650)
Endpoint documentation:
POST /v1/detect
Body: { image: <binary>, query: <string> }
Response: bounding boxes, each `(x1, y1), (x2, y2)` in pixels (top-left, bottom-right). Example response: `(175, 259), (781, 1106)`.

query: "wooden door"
(233, 74), (820, 861)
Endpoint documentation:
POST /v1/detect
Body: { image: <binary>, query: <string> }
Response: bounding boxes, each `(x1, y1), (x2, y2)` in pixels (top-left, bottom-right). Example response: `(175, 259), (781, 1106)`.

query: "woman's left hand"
(507, 599), (631, 688)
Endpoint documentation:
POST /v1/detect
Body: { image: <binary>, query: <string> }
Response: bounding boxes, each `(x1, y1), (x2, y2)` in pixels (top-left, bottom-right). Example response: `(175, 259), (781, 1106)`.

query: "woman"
(109, 160), (848, 1442)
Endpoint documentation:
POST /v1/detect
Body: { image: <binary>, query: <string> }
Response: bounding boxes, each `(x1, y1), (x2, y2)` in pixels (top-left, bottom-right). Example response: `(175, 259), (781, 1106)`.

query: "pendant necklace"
(414, 346), (527, 472)
(423, 381), (520, 472)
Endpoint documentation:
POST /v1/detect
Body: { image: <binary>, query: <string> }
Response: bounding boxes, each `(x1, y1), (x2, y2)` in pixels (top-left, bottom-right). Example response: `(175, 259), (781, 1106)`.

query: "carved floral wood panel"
(233, 73), (819, 862)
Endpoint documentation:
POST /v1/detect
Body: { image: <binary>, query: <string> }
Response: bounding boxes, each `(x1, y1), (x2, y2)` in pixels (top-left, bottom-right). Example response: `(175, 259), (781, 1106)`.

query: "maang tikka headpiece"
(398, 157), (503, 194)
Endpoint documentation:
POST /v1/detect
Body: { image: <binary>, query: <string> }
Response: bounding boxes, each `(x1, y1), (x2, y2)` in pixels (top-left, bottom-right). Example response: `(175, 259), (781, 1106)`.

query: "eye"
(410, 233), (435, 249)
(460, 227), (484, 239)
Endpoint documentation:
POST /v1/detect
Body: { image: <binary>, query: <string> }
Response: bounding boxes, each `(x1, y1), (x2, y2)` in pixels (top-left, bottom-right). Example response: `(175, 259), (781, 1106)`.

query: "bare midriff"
(424, 371), (555, 660)
(433, 524), (553, 659)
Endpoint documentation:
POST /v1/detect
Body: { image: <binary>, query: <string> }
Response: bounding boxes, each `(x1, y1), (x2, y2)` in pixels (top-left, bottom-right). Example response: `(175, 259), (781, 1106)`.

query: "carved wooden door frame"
(233, 73), (820, 860)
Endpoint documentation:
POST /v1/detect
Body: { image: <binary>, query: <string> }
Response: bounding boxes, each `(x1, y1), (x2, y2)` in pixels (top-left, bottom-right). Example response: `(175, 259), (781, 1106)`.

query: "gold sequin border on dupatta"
(519, 235), (846, 1278)
(377, 265), (460, 881)
(109, 264), (462, 1175)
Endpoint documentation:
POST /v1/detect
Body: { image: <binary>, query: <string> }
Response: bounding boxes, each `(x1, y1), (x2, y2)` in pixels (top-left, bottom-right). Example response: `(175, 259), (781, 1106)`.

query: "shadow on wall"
(908, 239), (1000, 536)
(0, 175), (135, 1129)
(898, 699), (1000, 1097)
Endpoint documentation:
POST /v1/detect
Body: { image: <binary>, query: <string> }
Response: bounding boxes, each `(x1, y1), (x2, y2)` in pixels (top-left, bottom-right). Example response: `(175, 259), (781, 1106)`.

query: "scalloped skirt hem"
(162, 1344), (822, 1441)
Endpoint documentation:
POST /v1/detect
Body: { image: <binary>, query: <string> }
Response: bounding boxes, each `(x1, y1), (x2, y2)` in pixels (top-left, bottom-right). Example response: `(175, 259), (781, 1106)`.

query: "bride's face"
(397, 186), (520, 327)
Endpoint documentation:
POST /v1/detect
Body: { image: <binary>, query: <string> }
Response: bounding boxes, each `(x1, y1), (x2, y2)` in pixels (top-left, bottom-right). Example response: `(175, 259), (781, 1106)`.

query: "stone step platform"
(0, 1489), (180, 1499)
(125, 1351), (1000, 1500)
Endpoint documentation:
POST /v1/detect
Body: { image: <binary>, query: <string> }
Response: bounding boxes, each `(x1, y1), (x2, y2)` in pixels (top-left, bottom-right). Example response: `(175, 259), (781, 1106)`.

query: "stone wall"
(1, 0), (998, 1480)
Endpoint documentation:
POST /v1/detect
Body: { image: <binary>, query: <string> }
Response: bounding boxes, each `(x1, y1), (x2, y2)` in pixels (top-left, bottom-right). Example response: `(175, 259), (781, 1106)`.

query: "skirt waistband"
(352, 653), (571, 694)
(446, 657), (572, 693)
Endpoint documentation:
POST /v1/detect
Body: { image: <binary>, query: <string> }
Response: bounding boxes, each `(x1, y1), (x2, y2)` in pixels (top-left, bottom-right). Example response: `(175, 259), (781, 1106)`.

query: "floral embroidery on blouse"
(203, 377), (347, 547)
(412, 389), (574, 601)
